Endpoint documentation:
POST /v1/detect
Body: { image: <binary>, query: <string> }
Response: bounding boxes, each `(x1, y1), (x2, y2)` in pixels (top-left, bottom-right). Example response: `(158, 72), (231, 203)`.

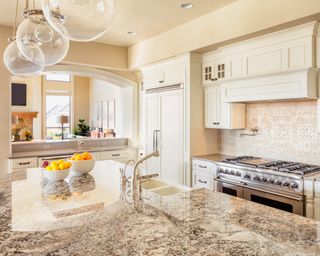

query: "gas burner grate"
(224, 156), (257, 163)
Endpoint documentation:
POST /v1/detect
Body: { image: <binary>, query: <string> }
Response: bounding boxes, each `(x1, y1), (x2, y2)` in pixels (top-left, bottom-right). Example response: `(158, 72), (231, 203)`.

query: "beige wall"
(219, 101), (320, 164)
(129, 0), (320, 68)
(89, 78), (135, 143)
(0, 26), (12, 174)
(74, 76), (90, 127)
(65, 41), (128, 70)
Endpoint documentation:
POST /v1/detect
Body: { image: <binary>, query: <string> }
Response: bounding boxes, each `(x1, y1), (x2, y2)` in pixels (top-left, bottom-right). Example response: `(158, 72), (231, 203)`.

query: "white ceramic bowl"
(42, 168), (70, 182)
(69, 158), (96, 176)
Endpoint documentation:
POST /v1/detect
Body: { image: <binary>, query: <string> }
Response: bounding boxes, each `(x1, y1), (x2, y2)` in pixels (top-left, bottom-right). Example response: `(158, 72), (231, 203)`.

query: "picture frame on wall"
(96, 101), (103, 129)
(108, 100), (115, 130)
(100, 100), (116, 130)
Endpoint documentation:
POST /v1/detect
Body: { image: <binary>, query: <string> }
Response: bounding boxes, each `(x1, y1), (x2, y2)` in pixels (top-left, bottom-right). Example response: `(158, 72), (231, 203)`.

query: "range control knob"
(224, 169), (230, 174)
(261, 177), (268, 183)
(275, 180), (282, 186)
(283, 181), (290, 187)
(268, 179), (275, 184)
(230, 170), (235, 175)
(219, 168), (224, 173)
(254, 176), (261, 182)
(244, 174), (251, 180)
(236, 171), (241, 177)
(290, 182), (298, 189)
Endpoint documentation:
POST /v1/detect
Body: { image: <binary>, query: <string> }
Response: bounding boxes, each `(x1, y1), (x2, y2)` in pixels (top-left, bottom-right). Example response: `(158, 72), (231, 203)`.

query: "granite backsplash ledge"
(219, 100), (320, 164)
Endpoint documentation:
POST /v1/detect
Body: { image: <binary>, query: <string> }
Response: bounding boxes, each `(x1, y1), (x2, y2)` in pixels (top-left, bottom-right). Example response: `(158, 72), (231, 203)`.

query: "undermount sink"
(141, 178), (189, 196)
(141, 179), (168, 190)
(150, 186), (184, 196)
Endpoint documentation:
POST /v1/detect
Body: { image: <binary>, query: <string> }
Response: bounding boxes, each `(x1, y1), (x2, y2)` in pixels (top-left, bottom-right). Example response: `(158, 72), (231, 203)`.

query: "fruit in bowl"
(42, 160), (72, 182)
(68, 152), (95, 176)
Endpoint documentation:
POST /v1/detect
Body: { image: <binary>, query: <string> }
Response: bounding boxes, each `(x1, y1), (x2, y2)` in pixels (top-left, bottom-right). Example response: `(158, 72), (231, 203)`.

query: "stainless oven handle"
(240, 181), (304, 201)
(215, 177), (241, 186)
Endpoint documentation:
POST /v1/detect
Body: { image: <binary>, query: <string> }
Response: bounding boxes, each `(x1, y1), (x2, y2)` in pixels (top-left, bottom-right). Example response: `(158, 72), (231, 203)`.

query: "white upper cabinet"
(204, 86), (245, 129)
(203, 60), (226, 85)
(142, 59), (185, 89)
(202, 22), (318, 85)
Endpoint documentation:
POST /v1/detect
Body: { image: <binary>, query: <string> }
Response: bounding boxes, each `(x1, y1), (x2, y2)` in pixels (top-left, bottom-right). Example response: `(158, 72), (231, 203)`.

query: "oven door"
(243, 187), (304, 216)
(216, 179), (244, 198)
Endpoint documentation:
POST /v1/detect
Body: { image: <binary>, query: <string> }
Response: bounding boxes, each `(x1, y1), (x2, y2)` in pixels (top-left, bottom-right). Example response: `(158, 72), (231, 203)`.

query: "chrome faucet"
(131, 130), (160, 198)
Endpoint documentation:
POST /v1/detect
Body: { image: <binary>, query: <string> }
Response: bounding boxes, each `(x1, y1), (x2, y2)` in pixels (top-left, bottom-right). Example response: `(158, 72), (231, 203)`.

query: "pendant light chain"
(24, 0), (29, 11)
(11, 0), (19, 40)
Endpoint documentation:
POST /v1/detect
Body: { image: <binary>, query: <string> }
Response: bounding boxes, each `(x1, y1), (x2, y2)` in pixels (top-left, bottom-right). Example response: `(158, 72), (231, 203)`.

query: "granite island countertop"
(1, 160), (320, 255)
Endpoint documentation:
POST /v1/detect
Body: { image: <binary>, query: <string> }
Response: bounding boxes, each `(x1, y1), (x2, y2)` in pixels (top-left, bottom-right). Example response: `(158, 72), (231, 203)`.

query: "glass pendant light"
(3, 40), (44, 77)
(16, 7), (69, 66)
(41, 0), (116, 42)
(3, 0), (44, 77)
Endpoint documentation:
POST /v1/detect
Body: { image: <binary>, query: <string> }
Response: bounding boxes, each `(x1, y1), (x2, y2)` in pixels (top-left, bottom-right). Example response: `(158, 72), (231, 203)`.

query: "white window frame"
(45, 73), (71, 83)
(42, 76), (74, 139)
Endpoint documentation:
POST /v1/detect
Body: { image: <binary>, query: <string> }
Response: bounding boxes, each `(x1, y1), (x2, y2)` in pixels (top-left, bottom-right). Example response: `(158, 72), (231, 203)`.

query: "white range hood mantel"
(220, 68), (318, 103)
(202, 21), (320, 103)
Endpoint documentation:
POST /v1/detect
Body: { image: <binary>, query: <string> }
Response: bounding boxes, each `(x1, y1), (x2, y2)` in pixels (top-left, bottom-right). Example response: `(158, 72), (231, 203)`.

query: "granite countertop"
(192, 153), (234, 163)
(1, 160), (320, 255)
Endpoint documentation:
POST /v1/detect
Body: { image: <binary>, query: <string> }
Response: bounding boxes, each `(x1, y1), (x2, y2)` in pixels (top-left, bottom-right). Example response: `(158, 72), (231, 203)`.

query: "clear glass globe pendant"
(3, 39), (44, 77)
(41, 0), (116, 42)
(16, 9), (69, 66)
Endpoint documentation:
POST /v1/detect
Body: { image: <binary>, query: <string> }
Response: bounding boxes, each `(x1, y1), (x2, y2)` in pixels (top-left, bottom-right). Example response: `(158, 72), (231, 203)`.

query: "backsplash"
(218, 100), (320, 164)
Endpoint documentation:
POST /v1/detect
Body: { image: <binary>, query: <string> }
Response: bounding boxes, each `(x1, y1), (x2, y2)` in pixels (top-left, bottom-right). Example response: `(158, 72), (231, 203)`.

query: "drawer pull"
(198, 165), (207, 169)
(19, 161), (31, 165)
(198, 179), (207, 184)
(112, 154), (120, 157)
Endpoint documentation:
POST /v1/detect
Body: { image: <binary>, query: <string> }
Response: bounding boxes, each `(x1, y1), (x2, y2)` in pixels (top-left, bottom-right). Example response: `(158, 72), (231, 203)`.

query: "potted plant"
(74, 119), (90, 137)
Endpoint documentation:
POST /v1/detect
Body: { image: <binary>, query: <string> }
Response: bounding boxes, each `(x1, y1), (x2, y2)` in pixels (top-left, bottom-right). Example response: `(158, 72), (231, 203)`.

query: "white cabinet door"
(163, 64), (184, 86)
(192, 169), (214, 190)
(203, 61), (226, 85)
(143, 69), (162, 89)
(159, 90), (184, 184)
(205, 86), (245, 129)
(202, 62), (215, 85)
(144, 89), (184, 184)
(205, 86), (219, 128)
(144, 94), (160, 175)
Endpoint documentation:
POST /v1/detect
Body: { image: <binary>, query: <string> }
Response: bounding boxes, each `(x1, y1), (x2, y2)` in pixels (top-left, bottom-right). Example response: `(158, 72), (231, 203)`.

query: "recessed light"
(180, 2), (193, 9)
(128, 31), (137, 36)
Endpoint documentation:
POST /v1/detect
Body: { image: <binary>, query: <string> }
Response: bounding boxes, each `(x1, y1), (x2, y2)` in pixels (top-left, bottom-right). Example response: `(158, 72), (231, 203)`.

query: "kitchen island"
(1, 161), (320, 255)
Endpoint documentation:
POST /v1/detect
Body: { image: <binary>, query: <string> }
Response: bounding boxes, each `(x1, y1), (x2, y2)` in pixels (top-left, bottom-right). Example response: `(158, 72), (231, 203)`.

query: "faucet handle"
(137, 173), (159, 181)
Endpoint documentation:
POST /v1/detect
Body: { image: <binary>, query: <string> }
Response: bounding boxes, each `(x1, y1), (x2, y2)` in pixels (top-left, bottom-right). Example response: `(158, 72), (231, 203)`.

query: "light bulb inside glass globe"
(41, 0), (115, 42)
(35, 22), (54, 43)
(16, 16), (69, 66)
(3, 41), (44, 77)
(72, 0), (90, 7)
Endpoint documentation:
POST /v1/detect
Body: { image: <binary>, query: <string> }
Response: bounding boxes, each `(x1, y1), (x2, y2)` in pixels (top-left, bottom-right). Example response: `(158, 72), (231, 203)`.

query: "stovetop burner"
(224, 156), (258, 163)
(224, 156), (320, 176)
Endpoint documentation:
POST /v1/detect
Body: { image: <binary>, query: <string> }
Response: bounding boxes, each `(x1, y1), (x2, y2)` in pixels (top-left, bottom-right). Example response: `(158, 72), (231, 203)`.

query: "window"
(46, 95), (71, 139)
(45, 73), (71, 82)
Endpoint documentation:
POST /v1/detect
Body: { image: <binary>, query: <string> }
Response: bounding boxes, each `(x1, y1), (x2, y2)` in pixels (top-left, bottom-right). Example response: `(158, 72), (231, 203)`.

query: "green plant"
(74, 119), (90, 136)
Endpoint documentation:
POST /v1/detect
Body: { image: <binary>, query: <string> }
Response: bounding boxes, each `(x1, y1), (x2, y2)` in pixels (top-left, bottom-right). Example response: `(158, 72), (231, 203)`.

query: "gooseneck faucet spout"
(131, 130), (160, 199)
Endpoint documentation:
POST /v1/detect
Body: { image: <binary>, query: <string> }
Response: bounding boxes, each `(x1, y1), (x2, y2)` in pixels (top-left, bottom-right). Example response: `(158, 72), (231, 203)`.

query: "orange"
(75, 155), (83, 161)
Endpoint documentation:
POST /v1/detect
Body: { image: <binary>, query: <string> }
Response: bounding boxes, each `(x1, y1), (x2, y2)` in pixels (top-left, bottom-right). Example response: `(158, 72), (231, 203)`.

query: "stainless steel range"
(216, 156), (320, 216)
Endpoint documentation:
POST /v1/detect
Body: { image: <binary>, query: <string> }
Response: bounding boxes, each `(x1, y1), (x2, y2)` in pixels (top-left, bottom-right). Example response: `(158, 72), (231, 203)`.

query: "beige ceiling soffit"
(195, 13), (320, 54)
(44, 65), (137, 88)
(128, 0), (320, 68)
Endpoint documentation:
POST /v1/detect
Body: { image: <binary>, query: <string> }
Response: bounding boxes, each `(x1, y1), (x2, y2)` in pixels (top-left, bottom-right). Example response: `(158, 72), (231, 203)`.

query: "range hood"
(221, 68), (318, 103)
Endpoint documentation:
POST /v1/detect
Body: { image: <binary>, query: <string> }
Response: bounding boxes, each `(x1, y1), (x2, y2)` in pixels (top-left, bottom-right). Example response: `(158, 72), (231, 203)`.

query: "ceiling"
(0, 0), (237, 46)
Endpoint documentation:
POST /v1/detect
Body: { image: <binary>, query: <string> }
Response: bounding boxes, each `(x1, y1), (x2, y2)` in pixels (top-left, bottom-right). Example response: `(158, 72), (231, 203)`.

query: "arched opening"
(10, 64), (138, 147)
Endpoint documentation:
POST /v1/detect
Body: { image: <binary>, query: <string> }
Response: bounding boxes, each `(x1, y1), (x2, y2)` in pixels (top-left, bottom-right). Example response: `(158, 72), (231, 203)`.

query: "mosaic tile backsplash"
(218, 100), (320, 165)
